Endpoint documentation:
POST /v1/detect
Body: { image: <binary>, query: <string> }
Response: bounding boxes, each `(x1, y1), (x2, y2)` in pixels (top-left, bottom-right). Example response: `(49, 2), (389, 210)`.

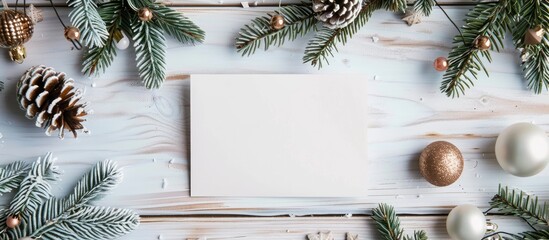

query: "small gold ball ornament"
(138, 7), (153, 22)
(419, 141), (464, 187)
(524, 26), (545, 45)
(270, 14), (285, 30)
(64, 26), (81, 41)
(433, 56), (449, 72)
(6, 215), (20, 229)
(0, 9), (34, 63)
(474, 35), (491, 51)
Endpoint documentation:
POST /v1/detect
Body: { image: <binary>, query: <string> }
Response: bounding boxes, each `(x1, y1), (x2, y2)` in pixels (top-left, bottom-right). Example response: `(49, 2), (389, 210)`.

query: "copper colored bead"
(474, 36), (491, 50)
(138, 7), (153, 22)
(524, 26), (545, 45)
(433, 57), (449, 72)
(64, 26), (80, 41)
(6, 215), (20, 229)
(419, 141), (464, 187)
(270, 14), (285, 30)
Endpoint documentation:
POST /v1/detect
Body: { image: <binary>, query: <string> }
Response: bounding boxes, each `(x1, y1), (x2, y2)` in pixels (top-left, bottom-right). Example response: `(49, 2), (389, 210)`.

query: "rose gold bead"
(433, 57), (449, 72)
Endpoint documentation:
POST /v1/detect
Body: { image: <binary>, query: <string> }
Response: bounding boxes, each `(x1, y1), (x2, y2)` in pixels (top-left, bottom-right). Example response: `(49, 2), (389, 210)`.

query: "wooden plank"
(123, 216), (529, 239)
(1, 8), (547, 217)
(10, 0), (479, 7)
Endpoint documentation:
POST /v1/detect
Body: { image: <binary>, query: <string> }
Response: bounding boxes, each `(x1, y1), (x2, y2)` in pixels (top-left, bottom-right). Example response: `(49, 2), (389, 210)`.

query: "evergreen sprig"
(413, 0), (435, 17)
(372, 203), (428, 240)
(132, 17), (167, 89)
(440, 1), (514, 97)
(0, 153), (139, 240)
(0, 161), (29, 195)
(151, 5), (205, 44)
(236, 2), (317, 56)
(490, 185), (548, 227)
(68, 0), (109, 48)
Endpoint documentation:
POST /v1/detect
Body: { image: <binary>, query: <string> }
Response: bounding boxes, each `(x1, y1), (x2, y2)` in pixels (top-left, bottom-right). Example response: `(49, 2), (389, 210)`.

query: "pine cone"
(312, 0), (363, 29)
(17, 65), (88, 139)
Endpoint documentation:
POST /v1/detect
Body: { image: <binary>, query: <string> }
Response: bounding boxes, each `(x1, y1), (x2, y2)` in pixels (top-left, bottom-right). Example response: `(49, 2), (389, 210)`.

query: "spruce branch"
(8, 153), (60, 217)
(82, 1), (122, 76)
(413, 0), (435, 17)
(490, 185), (548, 227)
(151, 4), (205, 44)
(519, 230), (549, 240)
(303, 0), (383, 68)
(68, 0), (109, 48)
(236, 2), (317, 56)
(372, 203), (428, 240)
(131, 16), (167, 89)
(0, 161), (29, 195)
(440, 1), (514, 97)
(65, 160), (122, 207)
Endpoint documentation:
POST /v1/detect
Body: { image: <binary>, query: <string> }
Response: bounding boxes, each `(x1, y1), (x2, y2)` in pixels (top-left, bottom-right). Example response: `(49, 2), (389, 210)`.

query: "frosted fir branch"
(0, 161), (29, 195)
(68, 0), (109, 48)
(65, 160), (122, 207)
(132, 16), (167, 89)
(413, 0), (435, 17)
(151, 4), (205, 44)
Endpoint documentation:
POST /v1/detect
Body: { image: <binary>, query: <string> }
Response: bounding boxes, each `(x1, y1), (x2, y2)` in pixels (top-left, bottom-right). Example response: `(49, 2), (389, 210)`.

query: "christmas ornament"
(114, 30), (129, 50)
(474, 36), (491, 50)
(5, 215), (20, 229)
(312, 0), (362, 29)
(495, 122), (549, 177)
(0, 9), (34, 63)
(64, 26), (81, 41)
(138, 7), (153, 22)
(524, 26), (545, 45)
(419, 141), (464, 187)
(16, 65), (88, 139)
(433, 56), (449, 71)
(446, 204), (486, 240)
(18, 237), (34, 240)
(402, 7), (423, 26)
(270, 14), (285, 30)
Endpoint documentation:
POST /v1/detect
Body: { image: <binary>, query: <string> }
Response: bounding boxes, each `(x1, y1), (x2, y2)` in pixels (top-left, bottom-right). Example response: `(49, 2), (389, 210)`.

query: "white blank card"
(191, 75), (368, 197)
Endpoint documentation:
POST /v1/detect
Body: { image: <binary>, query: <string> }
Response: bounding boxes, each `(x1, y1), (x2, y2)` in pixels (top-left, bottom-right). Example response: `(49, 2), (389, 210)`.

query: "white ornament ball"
(18, 237), (34, 240)
(115, 32), (130, 50)
(495, 122), (549, 177)
(446, 204), (486, 240)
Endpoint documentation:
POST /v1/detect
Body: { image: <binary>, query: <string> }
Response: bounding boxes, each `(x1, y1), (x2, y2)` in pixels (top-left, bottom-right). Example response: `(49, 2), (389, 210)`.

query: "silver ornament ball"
(115, 31), (129, 50)
(495, 122), (549, 177)
(446, 204), (486, 240)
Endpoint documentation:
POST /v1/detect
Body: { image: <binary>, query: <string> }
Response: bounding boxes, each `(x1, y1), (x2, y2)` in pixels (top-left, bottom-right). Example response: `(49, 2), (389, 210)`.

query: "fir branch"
(131, 15), (167, 89)
(372, 203), (428, 240)
(404, 231), (428, 240)
(0, 161), (29, 195)
(511, 0), (549, 93)
(82, 1), (122, 76)
(151, 4), (205, 44)
(303, 0), (384, 68)
(8, 153), (60, 217)
(68, 0), (109, 48)
(236, 3), (317, 56)
(490, 185), (548, 227)
(413, 0), (435, 17)
(440, 0), (514, 97)
(65, 160), (122, 207)
(33, 206), (139, 240)
(519, 230), (549, 240)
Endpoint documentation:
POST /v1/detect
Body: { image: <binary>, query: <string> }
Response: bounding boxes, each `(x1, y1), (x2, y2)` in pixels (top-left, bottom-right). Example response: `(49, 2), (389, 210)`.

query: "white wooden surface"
(0, 5), (548, 239)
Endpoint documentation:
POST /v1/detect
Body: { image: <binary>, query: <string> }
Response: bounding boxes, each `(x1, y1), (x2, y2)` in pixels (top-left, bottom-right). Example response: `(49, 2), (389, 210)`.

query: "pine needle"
(68, 0), (109, 48)
(152, 5), (205, 44)
(132, 16), (167, 89)
(413, 0), (435, 17)
(490, 185), (548, 227)
(372, 203), (428, 240)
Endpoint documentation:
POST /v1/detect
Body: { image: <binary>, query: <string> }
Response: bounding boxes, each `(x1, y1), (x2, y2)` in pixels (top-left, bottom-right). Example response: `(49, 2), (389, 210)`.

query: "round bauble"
(18, 237), (34, 240)
(446, 205), (486, 240)
(270, 14), (285, 30)
(138, 7), (153, 22)
(6, 215), (20, 229)
(474, 36), (491, 50)
(114, 31), (129, 50)
(433, 57), (449, 72)
(64, 26), (81, 41)
(419, 141), (464, 186)
(495, 122), (549, 177)
(0, 9), (34, 63)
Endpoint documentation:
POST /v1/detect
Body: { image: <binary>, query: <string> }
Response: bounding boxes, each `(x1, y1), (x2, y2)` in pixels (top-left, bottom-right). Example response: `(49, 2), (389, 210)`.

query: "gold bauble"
(419, 141), (464, 187)
(524, 26), (545, 45)
(474, 35), (491, 51)
(138, 7), (153, 22)
(64, 26), (81, 41)
(6, 215), (20, 229)
(0, 9), (34, 63)
(270, 14), (285, 30)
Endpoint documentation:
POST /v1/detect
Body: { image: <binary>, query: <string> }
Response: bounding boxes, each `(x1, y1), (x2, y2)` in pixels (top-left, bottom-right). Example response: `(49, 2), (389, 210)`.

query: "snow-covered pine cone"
(17, 65), (88, 139)
(312, 0), (363, 29)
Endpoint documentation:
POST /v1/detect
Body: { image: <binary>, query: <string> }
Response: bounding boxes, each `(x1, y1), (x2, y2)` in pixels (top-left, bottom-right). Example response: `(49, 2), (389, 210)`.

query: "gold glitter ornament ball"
(419, 141), (464, 187)
(0, 9), (34, 63)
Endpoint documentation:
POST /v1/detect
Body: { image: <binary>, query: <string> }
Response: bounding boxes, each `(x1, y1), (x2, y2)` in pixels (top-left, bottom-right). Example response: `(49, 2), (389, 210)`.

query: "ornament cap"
(138, 7), (153, 21)
(9, 45), (26, 64)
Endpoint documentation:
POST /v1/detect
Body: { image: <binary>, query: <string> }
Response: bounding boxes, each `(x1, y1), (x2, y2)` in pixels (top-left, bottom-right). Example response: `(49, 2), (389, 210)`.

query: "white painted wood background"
(1, 1), (548, 239)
